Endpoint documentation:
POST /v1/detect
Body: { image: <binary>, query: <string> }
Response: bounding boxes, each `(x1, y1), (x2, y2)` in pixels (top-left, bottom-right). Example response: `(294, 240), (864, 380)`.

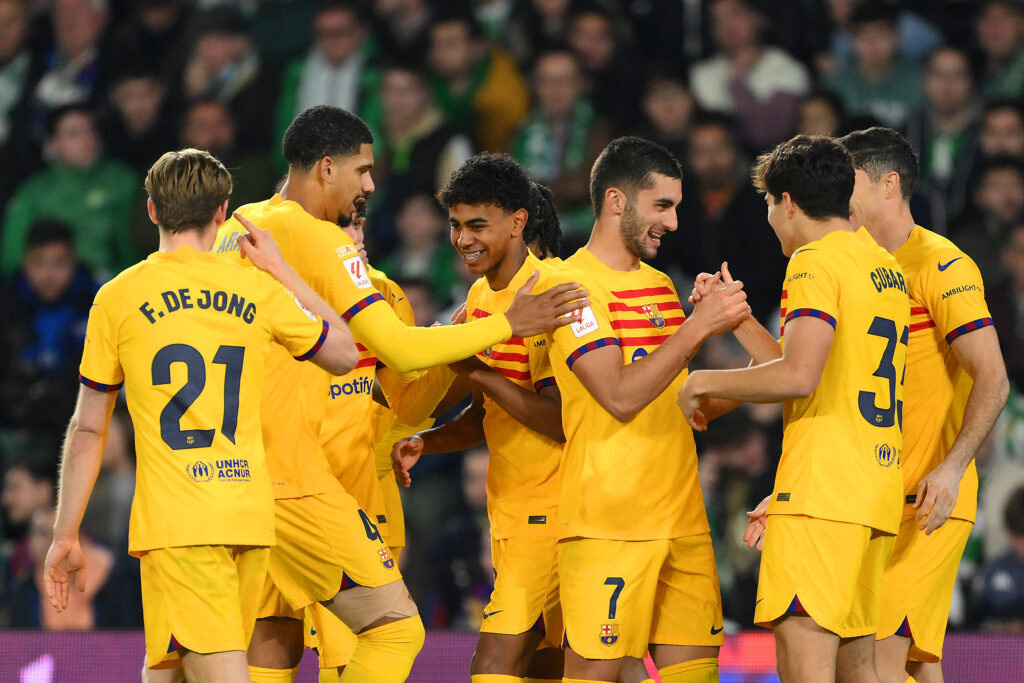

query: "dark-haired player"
(525, 182), (562, 261)
(544, 137), (749, 683)
(840, 127), (1009, 683)
(680, 135), (909, 683)
(214, 105), (586, 682)
(393, 154), (567, 683)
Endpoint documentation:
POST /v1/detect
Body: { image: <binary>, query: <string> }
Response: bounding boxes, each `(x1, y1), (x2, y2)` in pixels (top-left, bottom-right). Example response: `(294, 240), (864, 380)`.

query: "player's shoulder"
(637, 260), (675, 288)
(542, 252), (587, 287)
(906, 226), (976, 272)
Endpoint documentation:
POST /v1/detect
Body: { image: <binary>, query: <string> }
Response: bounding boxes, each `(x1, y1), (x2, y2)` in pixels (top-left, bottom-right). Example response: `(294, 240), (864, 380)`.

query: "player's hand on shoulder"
(914, 459), (962, 534)
(234, 212), (287, 279)
(391, 435), (425, 488)
(743, 495), (770, 551)
(504, 271), (589, 338)
(43, 536), (87, 612)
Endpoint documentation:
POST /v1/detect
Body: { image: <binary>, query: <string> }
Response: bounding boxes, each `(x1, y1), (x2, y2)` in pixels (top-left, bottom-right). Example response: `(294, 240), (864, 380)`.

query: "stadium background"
(2, 0), (1024, 678)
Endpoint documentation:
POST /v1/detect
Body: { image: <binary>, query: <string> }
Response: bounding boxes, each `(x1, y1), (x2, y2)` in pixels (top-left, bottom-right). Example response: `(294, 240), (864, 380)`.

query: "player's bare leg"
(774, 614), (838, 683)
(617, 656), (651, 683)
(649, 644), (719, 682)
(836, 635), (882, 683)
(180, 649), (250, 683)
(907, 660), (940, 683)
(141, 662), (185, 683)
(527, 646), (564, 680)
(248, 616), (306, 670)
(564, 645), (622, 681)
(875, 634), (913, 683)
(471, 631), (546, 677)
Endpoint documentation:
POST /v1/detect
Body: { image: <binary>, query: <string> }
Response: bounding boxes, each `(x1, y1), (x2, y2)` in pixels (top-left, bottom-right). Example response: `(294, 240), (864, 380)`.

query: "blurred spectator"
(7, 505), (113, 629)
(973, 485), (1024, 631)
(100, 67), (174, 176)
(1, 457), (55, 542)
(817, 0), (942, 76)
(377, 193), (460, 306)
(690, 0), (810, 151)
(369, 60), (473, 250)
(656, 114), (786, 324)
(825, 0), (924, 129)
(980, 99), (1024, 159)
(951, 156), (1024, 285)
(274, 0), (379, 172)
(502, 0), (572, 67)
(107, 0), (192, 81)
(31, 0), (112, 116)
(1, 105), (137, 277)
(565, 1), (642, 129)
(0, 0), (37, 147)
(181, 6), (280, 154)
(81, 405), (134, 549)
(991, 222), (1024, 389)
(633, 71), (695, 166)
(796, 90), (846, 137)
(427, 9), (529, 153)
(0, 221), (97, 444)
(975, 0), (1024, 99)
(250, 0), (318, 65)
(511, 47), (612, 236)
(373, 0), (433, 62)
(904, 45), (981, 229)
(393, 277), (439, 327)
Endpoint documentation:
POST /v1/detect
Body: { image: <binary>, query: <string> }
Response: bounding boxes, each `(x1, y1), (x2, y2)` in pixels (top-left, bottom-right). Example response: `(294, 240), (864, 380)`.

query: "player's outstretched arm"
(377, 365), (458, 427)
(234, 213), (359, 375)
(915, 326), (1010, 533)
(678, 315), (834, 431)
(691, 263), (782, 365)
(569, 277), (749, 423)
(391, 397), (486, 487)
(450, 356), (565, 442)
(44, 386), (117, 611)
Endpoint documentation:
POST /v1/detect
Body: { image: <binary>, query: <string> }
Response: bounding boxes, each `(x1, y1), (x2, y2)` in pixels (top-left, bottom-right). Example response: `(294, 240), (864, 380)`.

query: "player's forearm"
(688, 357), (814, 404)
(353, 304), (512, 373)
(732, 317), (782, 365)
(418, 403), (486, 455)
(467, 368), (564, 442)
(378, 365), (457, 426)
(946, 366), (1010, 473)
(53, 420), (106, 541)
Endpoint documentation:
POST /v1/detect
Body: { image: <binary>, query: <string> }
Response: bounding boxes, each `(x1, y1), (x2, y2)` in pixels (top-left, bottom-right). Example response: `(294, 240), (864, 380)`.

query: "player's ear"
(605, 188), (624, 216)
(146, 197), (159, 226)
(318, 156), (334, 185)
(885, 171), (901, 201)
(510, 208), (528, 238)
(782, 192), (796, 219)
(213, 199), (229, 226)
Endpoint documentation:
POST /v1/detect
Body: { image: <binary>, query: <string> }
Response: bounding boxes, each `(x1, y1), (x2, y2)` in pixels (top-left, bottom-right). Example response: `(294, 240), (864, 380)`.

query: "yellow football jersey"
(79, 246), (328, 555)
(890, 226), (991, 523)
(546, 248), (708, 541)
(466, 252), (560, 538)
(770, 229), (909, 534)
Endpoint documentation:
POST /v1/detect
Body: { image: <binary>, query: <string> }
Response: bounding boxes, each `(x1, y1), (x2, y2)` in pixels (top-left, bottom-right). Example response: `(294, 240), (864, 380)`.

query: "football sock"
(905, 678), (919, 683)
(247, 665), (298, 682)
(471, 676), (524, 682)
(338, 616), (425, 682)
(318, 667), (342, 683)
(658, 658), (719, 683)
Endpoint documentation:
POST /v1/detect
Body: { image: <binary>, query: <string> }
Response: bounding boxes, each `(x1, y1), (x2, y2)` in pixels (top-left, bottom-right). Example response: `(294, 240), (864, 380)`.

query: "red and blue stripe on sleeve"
(294, 320), (329, 360)
(534, 376), (557, 392)
(341, 292), (385, 321)
(79, 374), (123, 392)
(784, 308), (837, 329)
(945, 317), (993, 344)
(566, 337), (620, 370)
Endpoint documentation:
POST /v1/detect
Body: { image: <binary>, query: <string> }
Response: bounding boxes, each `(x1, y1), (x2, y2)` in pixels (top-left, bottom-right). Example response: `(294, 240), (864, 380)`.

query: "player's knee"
(321, 579), (418, 634)
(469, 634), (522, 674)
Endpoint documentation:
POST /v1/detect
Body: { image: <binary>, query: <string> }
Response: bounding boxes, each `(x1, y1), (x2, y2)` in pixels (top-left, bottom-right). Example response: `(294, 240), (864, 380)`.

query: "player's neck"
(586, 218), (642, 271)
(159, 224), (217, 253)
(796, 215), (854, 247)
(865, 204), (916, 252)
(279, 173), (329, 222)
(485, 243), (529, 291)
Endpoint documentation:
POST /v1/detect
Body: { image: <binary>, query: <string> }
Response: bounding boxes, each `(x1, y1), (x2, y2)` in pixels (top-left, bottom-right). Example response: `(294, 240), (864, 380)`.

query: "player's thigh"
(559, 537), (667, 661)
(180, 649), (249, 683)
(650, 533), (724, 656)
(755, 515), (880, 638)
(907, 660), (944, 683)
(836, 634), (881, 683)
(481, 536), (560, 640)
(874, 633), (913, 683)
(471, 630), (546, 675)
(774, 614), (839, 683)
(139, 545), (269, 670)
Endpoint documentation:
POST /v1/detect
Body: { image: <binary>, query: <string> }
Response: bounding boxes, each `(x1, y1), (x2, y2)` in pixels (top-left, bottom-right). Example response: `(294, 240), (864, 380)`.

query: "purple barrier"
(0, 630), (1021, 682)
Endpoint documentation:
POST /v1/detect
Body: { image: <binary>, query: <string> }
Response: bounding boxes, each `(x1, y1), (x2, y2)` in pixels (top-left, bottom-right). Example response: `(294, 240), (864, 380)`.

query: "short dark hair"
(752, 135), (854, 220)
(691, 111), (740, 143)
(45, 104), (93, 137)
(524, 182), (562, 257)
(837, 126), (919, 201)
(850, 0), (899, 28)
(589, 136), (683, 216)
(1006, 485), (1024, 536)
(282, 105), (374, 171)
(973, 154), (1024, 188)
(436, 153), (533, 215)
(8, 455), (57, 486)
(430, 6), (484, 39)
(983, 97), (1024, 123)
(315, 0), (368, 24)
(25, 220), (74, 250)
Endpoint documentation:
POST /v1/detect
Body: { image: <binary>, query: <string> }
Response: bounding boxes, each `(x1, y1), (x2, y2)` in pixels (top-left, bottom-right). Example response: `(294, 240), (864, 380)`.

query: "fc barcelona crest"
(600, 623), (619, 646)
(641, 303), (665, 328)
(379, 548), (395, 569)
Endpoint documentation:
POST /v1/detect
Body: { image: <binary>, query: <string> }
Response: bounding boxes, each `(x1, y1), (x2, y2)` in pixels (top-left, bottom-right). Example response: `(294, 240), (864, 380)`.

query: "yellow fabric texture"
(317, 668), (342, 683)
(338, 616), (426, 683)
(80, 245), (327, 554)
(658, 658), (718, 683)
(545, 248), (707, 540)
(877, 516), (972, 661)
(755, 514), (894, 638)
(468, 252), (561, 538)
(889, 226), (991, 523)
(248, 665), (298, 682)
(140, 545), (269, 668)
(471, 675), (524, 683)
(306, 602), (357, 669)
(216, 196), (511, 499)
(373, 412), (432, 550)
(559, 535), (723, 661)
(770, 230), (909, 534)
(480, 535), (561, 647)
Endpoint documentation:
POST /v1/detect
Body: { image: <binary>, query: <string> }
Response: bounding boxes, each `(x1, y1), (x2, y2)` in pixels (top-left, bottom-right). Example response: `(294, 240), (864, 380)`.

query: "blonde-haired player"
(43, 149), (359, 683)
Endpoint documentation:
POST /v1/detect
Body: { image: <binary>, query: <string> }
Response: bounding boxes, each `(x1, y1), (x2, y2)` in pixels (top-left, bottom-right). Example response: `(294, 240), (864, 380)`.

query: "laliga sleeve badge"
(571, 305), (599, 338)
(343, 255), (372, 289)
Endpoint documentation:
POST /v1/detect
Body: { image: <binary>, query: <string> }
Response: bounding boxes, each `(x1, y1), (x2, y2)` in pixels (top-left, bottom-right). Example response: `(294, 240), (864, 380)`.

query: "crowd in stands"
(3, 0), (1024, 635)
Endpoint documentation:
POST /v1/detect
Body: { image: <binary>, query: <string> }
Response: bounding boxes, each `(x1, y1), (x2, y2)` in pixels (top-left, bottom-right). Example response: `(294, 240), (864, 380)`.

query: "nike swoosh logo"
(938, 257), (962, 271)
(482, 610), (503, 619)
(710, 625), (724, 635)
(755, 598), (765, 605)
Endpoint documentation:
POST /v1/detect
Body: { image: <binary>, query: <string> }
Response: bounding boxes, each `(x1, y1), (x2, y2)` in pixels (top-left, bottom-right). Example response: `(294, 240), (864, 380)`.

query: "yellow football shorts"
(378, 470), (406, 552)
(876, 513), (972, 661)
(480, 535), (562, 648)
(755, 514), (895, 638)
(559, 534), (723, 660)
(140, 544), (269, 669)
(257, 490), (401, 619)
